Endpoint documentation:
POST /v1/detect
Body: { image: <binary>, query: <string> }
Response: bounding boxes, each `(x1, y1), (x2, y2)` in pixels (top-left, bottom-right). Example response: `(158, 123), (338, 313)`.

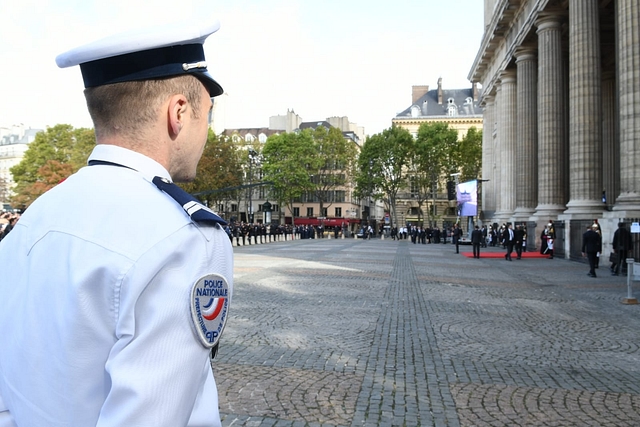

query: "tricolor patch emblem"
(190, 274), (230, 348)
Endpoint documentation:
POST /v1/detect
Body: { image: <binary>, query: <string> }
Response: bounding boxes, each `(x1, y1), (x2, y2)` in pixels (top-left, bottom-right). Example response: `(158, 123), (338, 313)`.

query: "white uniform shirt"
(0, 145), (233, 426)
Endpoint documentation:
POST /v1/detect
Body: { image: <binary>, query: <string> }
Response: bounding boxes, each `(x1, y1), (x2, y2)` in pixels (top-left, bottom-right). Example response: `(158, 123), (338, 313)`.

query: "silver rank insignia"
(190, 274), (230, 348)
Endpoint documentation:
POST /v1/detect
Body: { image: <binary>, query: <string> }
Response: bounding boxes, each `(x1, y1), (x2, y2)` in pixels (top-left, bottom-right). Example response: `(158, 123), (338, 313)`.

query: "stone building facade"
(392, 79), (484, 227)
(221, 115), (383, 232)
(469, 0), (640, 257)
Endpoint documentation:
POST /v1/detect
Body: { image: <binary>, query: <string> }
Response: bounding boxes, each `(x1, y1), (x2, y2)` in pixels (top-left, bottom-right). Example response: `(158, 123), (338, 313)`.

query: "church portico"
(469, 0), (640, 257)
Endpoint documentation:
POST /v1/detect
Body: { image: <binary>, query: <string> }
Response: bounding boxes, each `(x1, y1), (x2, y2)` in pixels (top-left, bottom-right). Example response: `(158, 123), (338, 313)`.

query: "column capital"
(481, 93), (495, 107)
(514, 46), (538, 62)
(499, 69), (517, 84)
(535, 10), (565, 32)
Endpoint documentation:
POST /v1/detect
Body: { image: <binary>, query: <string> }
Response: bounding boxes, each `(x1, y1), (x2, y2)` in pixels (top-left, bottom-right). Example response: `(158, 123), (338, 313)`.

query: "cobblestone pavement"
(216, 237), (640, 426)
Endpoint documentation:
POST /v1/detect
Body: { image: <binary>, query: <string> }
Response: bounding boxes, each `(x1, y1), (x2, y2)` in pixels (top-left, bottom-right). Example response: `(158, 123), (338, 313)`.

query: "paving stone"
(216, 239), (640, 426)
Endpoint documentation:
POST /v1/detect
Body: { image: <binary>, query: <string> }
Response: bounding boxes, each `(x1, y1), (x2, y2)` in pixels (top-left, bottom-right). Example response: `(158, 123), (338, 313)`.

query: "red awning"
(288, 217), (350, 227)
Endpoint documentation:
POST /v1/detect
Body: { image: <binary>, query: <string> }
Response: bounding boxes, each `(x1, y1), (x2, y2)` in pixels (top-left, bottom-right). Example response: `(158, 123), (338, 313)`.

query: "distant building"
(220, 112), (383, 234)
(391, 79), (484, 228)
(269, 109), (303, 133)
(0, 125), (42, 203)
(221, 128), (281, 144)
(392, 78), (483, 139)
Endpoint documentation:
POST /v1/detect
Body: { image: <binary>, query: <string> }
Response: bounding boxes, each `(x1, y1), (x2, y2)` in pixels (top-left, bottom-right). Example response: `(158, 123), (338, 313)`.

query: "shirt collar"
(87, 144), (171, 182)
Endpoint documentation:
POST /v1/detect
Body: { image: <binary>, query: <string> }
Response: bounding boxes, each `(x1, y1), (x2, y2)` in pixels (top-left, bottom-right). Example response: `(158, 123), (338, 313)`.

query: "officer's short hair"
(84, 75), (203, 140)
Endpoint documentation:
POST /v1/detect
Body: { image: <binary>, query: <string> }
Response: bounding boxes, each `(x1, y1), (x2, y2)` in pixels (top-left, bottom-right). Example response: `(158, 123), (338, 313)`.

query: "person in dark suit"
(471, 225), (483, 258)
(503, 223), (515, 261)
(481, 225), (487, 247)
(514, 225), (525, 259)
(612, 222), (633, 276)
(452, 224), (463, 253)
(582, 224), (602, 277)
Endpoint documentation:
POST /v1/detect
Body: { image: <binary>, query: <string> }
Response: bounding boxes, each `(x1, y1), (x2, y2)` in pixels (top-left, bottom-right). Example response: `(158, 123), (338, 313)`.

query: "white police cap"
(55, 19), (223, 97)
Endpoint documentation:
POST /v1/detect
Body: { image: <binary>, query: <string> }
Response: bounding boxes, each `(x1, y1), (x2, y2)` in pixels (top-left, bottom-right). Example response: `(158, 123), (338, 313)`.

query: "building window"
(307, 207), (314, 217)
(321, 208), (328, 217)
(447, 105), (457, 116)
(272, 204), (279, 212)
(293, 207), (300, 217)
(231, 204), (238, 212)
(335, 207), (342, 217)
(410, 176), (419, 198)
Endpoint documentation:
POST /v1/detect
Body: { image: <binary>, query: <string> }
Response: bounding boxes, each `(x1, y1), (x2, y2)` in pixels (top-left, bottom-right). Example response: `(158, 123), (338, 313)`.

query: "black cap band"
(80, 44), (223, 96)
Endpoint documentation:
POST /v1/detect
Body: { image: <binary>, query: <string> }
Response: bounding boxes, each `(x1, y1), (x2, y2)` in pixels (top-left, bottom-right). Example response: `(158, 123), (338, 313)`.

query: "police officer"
(0, 19), (233, 426)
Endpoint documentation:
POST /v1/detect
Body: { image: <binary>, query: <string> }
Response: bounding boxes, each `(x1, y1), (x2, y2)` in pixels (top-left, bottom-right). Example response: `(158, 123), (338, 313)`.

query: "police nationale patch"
(190, 274), (230, 348)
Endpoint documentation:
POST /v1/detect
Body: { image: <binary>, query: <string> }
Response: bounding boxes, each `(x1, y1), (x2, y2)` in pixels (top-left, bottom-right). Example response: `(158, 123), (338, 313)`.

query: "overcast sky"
(0, 0), (485, 137)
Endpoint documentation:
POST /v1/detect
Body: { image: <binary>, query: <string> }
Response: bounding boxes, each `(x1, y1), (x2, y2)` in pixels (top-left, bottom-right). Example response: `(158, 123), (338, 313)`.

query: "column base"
(563, 199), (606, 217)
(493, 210), (515, 225)
(532, 204), (565, 221)
(513, 208), (536, 223)
(600, 209), (640, 257)
(613, 192), (640, 211)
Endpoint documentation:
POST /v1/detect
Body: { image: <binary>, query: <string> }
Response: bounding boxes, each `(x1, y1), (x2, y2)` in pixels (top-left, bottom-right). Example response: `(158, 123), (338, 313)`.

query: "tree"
(457, 127), (483, 182)
(11, 161), (75, 208)
(261, 130), (315, 226)
(355, 126), (413, 228)
(307, 126), (358, 217)
(10, 124), (95, 207)
(411, 122), (459, 226)
(180, 130), (244, 215)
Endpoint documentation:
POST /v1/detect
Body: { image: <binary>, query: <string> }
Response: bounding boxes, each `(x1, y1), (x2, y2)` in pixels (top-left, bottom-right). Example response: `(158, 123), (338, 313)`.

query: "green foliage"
(307, 126), (358, 214)
(10, 124), (95, 207)
(180, 130), (244, 207)
(458, 127), (483, 182)
(415, 122), (460, 179)
(355, 125), (413, 226)
(409, 122), (459, 225)
(262, 130), (316, 222)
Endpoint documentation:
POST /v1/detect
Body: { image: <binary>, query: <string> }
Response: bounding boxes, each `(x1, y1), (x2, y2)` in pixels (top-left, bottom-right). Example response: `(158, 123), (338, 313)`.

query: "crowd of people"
(0, 212), (20, 242)
(389, 225), (452, 244)
(225, 222), (365, 245)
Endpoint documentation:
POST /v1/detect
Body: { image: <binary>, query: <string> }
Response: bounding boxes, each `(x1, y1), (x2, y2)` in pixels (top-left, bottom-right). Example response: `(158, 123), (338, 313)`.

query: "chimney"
(412, 85), (429, 104)
(437, 77), (443, 104)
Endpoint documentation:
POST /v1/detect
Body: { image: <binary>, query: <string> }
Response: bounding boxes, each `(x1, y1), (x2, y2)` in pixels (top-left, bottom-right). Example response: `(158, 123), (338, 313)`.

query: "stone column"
(613, 0), (640, 210)
(513, 47), (538, 221)
(492, 83), (503, 221)
(534, 14), (567, 219)
(494, 70), (517, 222)
(564, 0), (603, 216)
(481, 94), (496, 219)
(601, 71), (618, 209)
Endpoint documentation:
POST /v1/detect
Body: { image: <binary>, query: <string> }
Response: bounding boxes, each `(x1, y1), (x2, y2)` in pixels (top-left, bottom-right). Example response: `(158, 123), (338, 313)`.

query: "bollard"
(622, 258), (638, 305)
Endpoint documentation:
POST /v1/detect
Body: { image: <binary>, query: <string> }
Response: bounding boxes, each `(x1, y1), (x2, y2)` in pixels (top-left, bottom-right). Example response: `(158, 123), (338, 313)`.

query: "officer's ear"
(167, 94), (189, 138)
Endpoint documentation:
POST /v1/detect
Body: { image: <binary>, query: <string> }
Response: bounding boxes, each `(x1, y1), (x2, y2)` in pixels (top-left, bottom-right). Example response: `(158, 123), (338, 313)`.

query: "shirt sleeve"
(97, 228), (230, 427)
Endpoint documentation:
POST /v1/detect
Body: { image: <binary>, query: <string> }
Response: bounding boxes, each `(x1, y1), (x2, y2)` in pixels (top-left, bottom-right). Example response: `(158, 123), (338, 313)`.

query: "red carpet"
(461, 251), (549, 259)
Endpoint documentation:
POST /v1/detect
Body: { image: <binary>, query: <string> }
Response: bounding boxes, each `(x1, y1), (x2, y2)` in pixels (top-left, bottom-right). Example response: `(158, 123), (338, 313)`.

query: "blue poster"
(456, 179), (477, 216)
